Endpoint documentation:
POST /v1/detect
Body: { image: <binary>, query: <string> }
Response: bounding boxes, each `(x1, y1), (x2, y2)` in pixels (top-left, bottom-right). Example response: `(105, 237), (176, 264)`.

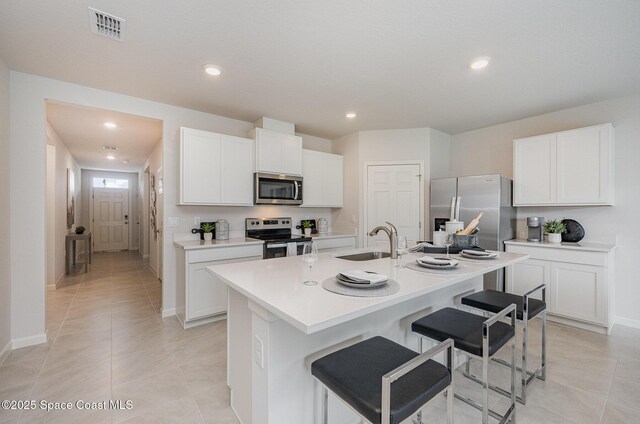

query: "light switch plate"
(254, 335), (264, 369)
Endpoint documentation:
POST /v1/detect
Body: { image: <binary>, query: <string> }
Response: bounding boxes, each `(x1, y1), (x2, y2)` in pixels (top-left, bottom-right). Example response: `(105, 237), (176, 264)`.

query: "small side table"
(65, 232), (92, 274)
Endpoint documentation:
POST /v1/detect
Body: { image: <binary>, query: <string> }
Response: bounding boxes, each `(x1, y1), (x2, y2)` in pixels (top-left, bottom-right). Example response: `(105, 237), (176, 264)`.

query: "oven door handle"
(266, 243), (288, 249)
(294, 181), (299, 200)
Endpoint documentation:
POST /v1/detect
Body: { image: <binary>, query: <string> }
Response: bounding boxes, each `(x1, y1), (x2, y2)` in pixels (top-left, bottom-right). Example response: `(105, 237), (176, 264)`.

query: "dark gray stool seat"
(311, 336), (453, 424)
(412, 307), (515, 357)
(462, 289), (546, 321)
(411, 306), (517, 424)
(461, 285), (548, 405)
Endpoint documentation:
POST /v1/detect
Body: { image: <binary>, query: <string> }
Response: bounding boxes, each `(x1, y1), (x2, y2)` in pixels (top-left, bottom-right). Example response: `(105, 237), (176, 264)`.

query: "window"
(92, 177), (129, 189)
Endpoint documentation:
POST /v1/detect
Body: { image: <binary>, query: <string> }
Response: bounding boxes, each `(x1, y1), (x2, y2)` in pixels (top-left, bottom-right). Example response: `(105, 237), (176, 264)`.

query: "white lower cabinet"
(550, 262), (606, 325)
(505, 242), (614, 334)
(176, 244), (263, 328)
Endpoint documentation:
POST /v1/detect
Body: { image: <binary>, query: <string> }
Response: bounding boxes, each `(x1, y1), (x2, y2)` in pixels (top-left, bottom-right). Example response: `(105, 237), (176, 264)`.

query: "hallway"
(0, 251), (236, 423)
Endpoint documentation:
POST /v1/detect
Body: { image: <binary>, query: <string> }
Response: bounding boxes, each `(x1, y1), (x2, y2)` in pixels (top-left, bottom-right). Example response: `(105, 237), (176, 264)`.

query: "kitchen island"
(207, 249), (528, 424)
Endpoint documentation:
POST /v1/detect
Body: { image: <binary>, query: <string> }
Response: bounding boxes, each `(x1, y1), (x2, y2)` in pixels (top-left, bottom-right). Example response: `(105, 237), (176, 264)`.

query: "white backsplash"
(171, 205), (334, 240)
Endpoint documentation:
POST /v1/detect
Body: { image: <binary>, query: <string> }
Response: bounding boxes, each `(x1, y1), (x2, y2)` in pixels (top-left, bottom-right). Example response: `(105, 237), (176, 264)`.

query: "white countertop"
(174, 237), (263, 250)
(505, 239), (616, 252)
(207, 249), (528, 334)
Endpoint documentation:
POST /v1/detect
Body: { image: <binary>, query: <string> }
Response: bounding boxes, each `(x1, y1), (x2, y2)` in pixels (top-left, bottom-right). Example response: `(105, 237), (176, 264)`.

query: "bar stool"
(311, 336), (454, 424)
(461, 284), (547, 404)
(411, 306), (517, 424)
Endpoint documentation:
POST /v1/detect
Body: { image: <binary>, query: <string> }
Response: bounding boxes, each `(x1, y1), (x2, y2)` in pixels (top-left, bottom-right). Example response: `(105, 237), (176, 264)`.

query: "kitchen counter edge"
(174, 238), (263, 250)
(504, 239), (616, 252)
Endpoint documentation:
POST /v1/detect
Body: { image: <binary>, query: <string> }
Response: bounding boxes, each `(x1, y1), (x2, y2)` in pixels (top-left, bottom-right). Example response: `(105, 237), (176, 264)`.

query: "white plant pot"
(204, 233), (213, 241)
(304, 228), (312, 236)
(548, 233), (562, 243)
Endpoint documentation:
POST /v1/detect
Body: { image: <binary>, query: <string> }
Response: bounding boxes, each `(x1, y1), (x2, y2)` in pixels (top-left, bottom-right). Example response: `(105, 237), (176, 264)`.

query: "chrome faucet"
(368, 221), (398, 259)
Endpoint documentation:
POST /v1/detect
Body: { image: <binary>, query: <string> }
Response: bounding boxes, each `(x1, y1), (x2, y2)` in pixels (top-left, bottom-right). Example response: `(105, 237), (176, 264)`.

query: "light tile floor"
(0, 251), (639, 423)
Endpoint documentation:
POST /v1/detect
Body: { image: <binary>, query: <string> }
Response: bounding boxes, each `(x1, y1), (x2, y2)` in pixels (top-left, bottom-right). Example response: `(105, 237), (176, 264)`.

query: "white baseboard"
(12, 333), (47, 349)
(0, 340), (12, 366)
(615, 316), (640, 330)
(162, 308), (176, 318)
(55, 273), (65, 289)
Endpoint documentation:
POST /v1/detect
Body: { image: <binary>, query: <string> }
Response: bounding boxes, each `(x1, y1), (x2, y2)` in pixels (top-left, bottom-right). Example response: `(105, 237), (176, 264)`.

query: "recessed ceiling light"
(345, 112), (357, 119)
(203, 64), (222, 76)
(470, 57), (490, 70)
(104, 122), (117, 129)
(106, 155), (115, 160)
(122, 160), (129, 164)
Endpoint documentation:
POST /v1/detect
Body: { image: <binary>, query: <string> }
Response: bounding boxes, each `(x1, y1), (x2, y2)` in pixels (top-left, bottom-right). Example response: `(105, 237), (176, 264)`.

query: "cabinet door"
(513, 134), (556, 205)
(551, 262), (606, 324)
(181, 128), (221, 204)
(221, 135), (254, 205)
(281, 133), (303, 175)
(556, 125), (612, 205)
(505, 259), (550, 304)
(301, 150), (323, 206)
(323, 154), (343, 207)
(256, 129), (282, 173)
(187, 263), (228, 320)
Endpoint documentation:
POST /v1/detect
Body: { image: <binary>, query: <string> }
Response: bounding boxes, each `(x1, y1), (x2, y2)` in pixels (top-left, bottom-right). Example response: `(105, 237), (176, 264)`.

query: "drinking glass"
(395, 235), (408, 268)
(301, 242), (318, 286)
(443, 234), (454, 258)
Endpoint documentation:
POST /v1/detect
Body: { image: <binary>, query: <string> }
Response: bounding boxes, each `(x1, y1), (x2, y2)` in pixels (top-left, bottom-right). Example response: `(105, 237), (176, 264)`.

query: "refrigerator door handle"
(449, 197), (456, 221)
(455, 196), (462, 221)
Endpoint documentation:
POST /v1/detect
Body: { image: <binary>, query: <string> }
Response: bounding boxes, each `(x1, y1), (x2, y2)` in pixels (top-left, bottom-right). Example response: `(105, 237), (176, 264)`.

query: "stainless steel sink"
(335, 251), (391, 261)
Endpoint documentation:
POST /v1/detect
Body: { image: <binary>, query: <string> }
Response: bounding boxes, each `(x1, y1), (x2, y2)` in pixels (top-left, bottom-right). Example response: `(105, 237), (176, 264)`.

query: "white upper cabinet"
(513, 134), (556, 205)
(180, 127), (254, 206)
(513, 124), (614, 206)
(301, 149), (343, 208)
(251, 128), (303, 176)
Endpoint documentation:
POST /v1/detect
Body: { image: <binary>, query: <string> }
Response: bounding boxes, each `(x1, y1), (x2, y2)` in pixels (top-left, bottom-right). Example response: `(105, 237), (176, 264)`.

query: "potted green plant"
(201, 223), (215, 241)
(302, 220), (313, 236)
(543, 220), (566, 243)
(75, 225), (86, 235)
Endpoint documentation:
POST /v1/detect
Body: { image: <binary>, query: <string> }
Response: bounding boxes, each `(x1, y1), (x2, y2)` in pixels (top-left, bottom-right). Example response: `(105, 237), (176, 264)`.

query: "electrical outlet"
(254, 335), (264, 369)
(194, 217), (201, 226)
(351, 215), (356, 223)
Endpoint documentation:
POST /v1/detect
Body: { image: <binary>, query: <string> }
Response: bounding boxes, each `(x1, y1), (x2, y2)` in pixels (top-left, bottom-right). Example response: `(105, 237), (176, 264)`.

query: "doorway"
(364, 162), (424, 248)
(92, 187), (130, 251)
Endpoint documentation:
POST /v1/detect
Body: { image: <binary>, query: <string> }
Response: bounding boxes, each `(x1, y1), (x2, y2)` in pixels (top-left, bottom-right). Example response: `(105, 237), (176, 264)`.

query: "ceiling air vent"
(89, 8), (126, 42)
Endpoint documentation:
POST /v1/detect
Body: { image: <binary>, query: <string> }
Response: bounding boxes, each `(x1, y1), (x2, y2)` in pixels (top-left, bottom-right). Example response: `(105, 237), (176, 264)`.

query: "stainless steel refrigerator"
(430, 174), (516, 290)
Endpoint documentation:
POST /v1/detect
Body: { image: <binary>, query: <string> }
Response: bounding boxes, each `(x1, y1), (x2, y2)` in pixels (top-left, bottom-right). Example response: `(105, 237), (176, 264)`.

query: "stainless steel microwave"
(254, 173), (303, 205)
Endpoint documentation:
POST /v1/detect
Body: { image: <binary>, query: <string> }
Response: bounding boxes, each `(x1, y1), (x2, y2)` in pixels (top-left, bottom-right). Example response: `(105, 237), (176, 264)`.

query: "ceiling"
(46, 102), (162, 172)
(3, 1), (640, 139)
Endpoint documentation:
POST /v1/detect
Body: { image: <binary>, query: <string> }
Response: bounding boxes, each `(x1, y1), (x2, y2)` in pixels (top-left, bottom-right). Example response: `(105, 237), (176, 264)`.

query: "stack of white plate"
(460, 250), (499, 260)
(415, 256), (459, 270)
(337, 270), (388, 288)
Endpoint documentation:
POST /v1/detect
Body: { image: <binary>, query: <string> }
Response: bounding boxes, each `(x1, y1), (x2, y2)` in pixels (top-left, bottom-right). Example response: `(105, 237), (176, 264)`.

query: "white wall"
(0, 55), (11, 355)
(331, 132), (360, 240)
(141, 141), (162, 276)
(332, 128), (447, 247)
(8, 71), (338, 344)
(46, 123), (82, 284)
(450, 93), (640, 325)
(429, 128), (451, 179)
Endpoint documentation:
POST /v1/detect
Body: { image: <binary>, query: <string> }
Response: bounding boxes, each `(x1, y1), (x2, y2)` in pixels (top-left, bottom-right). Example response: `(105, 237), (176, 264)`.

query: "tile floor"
(0, 251), (639, 423)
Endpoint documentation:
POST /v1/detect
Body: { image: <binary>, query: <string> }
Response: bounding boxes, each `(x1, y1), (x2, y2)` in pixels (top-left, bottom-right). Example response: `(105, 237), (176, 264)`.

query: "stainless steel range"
(246, 217), (312, 259)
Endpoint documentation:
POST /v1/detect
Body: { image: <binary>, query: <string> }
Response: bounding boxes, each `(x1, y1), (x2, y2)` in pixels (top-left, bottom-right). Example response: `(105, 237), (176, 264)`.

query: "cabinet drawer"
(505, 245), (607, 267)
(187, 244), (263, 263)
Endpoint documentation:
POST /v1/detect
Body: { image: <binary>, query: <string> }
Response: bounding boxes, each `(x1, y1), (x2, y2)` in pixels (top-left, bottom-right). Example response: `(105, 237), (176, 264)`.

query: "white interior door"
(93, 187), (129, 252)
(366, 164), (421, 248)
